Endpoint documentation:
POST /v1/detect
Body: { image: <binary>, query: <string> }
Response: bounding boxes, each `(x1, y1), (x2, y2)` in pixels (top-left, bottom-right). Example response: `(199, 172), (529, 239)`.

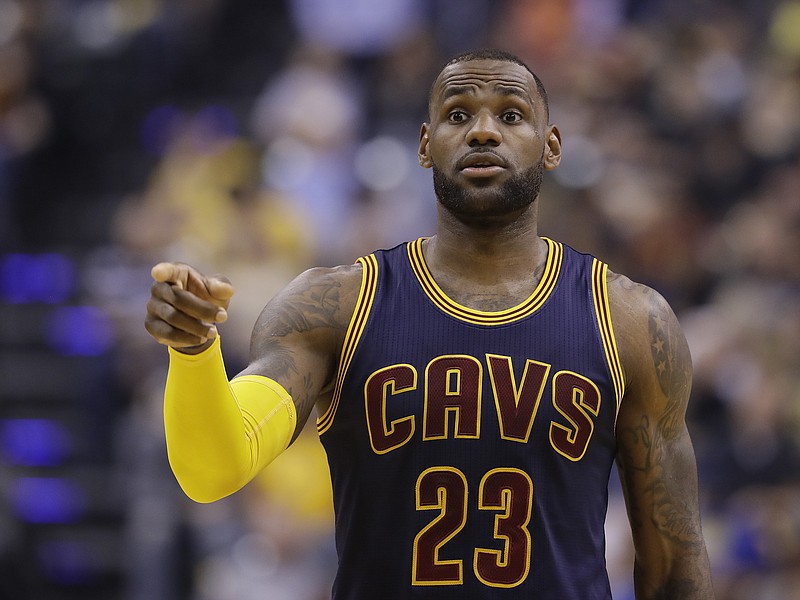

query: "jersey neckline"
(406, 237), (563, 326)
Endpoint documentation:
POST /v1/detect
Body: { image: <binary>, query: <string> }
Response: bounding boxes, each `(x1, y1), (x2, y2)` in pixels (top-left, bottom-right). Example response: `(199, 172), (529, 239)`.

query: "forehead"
(432, 59), (537, 105)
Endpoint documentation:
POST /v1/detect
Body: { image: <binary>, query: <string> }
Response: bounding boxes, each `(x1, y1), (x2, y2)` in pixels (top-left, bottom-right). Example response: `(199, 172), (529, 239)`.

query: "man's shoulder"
(291, 262), (365, 308)
(604, 268), (688, 385)
(291, 239), (418, 307)
(605, 269), (676, 324)
(606, 268), (648, 303)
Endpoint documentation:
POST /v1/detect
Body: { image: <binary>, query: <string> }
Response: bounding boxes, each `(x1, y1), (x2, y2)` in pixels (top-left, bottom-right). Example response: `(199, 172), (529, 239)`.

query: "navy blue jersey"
(317, 237), (625, 599)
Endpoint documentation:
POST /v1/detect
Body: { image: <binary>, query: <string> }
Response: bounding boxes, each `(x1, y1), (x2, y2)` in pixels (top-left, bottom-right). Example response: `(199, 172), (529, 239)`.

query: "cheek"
(427, 136), (458, 167)
(517, 138), (545, 164)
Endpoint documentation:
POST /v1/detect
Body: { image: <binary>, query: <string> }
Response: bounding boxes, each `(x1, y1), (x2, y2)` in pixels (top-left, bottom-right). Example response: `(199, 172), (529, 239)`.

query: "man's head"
(428, 49), (550, 123)
(419, 49), (561, 224)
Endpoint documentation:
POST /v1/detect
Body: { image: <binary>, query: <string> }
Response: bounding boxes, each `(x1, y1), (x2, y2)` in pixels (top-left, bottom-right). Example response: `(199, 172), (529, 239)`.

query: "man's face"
(419, 59), (560, 221)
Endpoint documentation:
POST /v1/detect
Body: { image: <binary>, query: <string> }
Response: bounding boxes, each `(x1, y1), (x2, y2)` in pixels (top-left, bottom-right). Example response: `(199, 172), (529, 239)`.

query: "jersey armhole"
(591, 259), (625, 429)
(316, 254), (379, 435)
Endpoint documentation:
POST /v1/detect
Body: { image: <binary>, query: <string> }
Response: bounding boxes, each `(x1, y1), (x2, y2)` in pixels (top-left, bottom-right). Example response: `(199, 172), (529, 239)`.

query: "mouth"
(458, 152), (507, 178)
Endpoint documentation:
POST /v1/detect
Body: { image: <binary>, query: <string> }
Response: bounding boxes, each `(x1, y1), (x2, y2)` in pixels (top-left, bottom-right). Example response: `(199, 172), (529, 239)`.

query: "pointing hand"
(145, 262), (235, 352)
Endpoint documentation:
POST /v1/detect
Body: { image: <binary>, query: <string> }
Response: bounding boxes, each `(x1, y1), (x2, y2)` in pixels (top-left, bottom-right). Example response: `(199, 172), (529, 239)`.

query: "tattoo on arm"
(618, 415), (701, 546)
(616, 286), (713, 598)
(262, 339), (298, 380)
(647, 289), (692, 441)
(265, 278), (344, 337)
(248, 269), (353, 422)
(621, 289), (696, 533)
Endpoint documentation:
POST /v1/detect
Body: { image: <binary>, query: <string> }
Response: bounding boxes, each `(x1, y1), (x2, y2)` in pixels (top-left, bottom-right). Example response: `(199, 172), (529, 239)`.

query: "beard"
(432, 158), (544, 220)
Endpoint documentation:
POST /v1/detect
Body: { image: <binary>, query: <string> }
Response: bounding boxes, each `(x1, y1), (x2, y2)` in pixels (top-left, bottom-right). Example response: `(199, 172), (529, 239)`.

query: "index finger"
(151, 262), (189, 288)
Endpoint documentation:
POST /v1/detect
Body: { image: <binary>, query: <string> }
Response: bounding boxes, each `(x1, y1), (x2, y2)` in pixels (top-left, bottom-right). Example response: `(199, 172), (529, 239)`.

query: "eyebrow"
(440, 85), (476, 102)
(495, 85), (534, 105)
(439, 83), (533, 106)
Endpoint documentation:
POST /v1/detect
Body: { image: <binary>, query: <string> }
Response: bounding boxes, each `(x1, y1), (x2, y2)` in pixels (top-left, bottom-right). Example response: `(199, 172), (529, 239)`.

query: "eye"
(448, 110), (468, 123)
(501, 111), (523, 123)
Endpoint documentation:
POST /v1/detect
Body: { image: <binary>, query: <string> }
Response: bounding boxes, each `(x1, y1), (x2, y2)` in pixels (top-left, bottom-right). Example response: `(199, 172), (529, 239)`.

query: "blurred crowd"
(1, 0), (800, 599)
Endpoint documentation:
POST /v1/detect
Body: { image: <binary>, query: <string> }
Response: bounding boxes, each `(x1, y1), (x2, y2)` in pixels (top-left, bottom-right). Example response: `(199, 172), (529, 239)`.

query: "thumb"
(206, 275), (235, 302)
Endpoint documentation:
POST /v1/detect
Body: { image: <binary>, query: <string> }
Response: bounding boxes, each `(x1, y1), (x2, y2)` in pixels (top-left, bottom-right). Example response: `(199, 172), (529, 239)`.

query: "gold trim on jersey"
(407, 237), (563, 326)
(591, 259), (625, 421)
(317, 254), (379, 435)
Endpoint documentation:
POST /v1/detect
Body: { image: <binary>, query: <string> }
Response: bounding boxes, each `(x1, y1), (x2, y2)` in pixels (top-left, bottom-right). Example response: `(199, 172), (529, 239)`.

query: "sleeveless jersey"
(317, 237), (625, 599)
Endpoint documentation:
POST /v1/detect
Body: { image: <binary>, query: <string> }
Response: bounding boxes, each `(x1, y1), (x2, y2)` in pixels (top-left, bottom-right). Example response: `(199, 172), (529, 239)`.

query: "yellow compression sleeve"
(164, 336), (297, 503)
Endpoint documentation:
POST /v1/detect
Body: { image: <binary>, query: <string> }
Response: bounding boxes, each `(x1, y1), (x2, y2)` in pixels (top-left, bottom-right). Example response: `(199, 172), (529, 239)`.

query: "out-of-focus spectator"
(250, 47), (362, 266)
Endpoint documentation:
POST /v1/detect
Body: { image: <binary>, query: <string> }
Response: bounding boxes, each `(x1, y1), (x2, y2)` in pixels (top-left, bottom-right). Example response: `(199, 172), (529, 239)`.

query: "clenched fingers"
(145, 263), (234, 350)
(144, 309), (216, 348)
(150, 281), (227, 323)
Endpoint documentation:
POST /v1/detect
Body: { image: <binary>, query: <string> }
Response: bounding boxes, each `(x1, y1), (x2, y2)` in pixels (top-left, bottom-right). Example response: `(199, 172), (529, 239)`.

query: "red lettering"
(365, 365), (417, 454)
(424, 356), (482, 440)
(549, 372), (601, 461)
(487, 355), (550, 443)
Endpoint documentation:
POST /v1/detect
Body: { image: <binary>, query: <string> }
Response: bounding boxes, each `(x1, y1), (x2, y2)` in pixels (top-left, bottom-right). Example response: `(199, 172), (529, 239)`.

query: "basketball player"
(145, 49), (715, 599)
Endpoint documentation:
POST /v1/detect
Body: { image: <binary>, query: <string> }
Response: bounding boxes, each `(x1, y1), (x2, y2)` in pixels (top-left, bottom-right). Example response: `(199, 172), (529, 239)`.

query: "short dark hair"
(429, 48), (549, 121)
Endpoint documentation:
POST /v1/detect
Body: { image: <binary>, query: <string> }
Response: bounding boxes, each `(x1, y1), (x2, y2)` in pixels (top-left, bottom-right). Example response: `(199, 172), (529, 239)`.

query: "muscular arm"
(609, 273), (714, 599)
(238, 263), (362, 440)
(147, 262), (362, 502)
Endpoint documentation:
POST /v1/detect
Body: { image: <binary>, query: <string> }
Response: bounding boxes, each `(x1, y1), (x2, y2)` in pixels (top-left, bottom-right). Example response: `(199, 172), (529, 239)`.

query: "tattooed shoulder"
(605, 269), (638, 292)
(608, 271), (692, 441)
(256, 264), (363, 339)
(645, 288), (691, 399)
(607, 271), (692, 398)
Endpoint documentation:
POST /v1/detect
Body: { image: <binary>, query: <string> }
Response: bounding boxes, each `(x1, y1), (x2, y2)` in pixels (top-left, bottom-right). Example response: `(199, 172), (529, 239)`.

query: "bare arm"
(238, 263), (362, 439)
(609, 273), (714, 600)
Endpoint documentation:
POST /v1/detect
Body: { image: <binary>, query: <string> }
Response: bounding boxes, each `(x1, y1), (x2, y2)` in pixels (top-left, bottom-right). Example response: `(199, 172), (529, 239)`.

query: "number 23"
(412, 467), (533, 588)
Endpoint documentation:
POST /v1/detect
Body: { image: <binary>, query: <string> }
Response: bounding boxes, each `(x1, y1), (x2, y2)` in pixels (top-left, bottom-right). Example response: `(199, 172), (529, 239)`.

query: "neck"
(425, 202), (545, 286)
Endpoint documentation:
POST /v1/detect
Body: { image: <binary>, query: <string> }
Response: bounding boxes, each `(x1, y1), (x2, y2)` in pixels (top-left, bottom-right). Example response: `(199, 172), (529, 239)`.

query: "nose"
(466, 110), (502, 146)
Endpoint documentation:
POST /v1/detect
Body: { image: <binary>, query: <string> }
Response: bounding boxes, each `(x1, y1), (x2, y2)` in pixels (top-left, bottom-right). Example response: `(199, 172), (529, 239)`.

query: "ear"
(543, 125), (562, 171)
(418, 123), (432, 169)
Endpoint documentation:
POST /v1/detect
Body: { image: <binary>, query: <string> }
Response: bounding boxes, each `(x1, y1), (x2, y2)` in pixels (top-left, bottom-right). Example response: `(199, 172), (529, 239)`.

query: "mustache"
(457, 149), (508, 169)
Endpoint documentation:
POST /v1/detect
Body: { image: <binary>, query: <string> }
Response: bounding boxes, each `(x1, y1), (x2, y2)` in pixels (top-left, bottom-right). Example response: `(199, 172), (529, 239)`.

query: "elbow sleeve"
(164, 336), (296, 503)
